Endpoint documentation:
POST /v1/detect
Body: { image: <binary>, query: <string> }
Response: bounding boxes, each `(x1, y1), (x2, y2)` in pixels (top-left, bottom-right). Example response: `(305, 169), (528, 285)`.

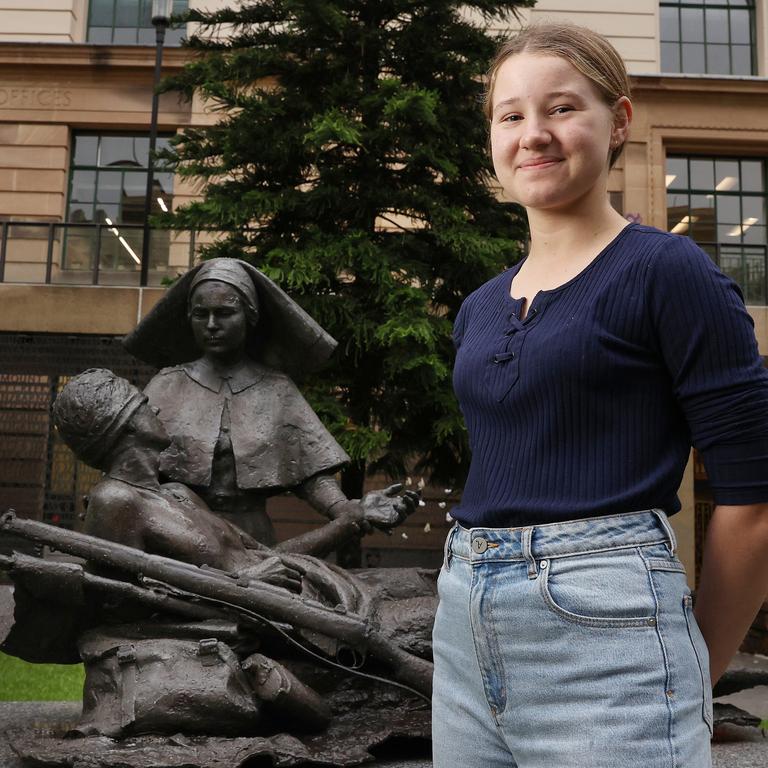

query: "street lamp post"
(140, 0), (173, 287)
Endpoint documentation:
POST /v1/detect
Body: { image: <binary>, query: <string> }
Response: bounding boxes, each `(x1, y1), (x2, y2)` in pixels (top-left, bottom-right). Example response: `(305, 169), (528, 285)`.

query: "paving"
(1, 585), (767, 767)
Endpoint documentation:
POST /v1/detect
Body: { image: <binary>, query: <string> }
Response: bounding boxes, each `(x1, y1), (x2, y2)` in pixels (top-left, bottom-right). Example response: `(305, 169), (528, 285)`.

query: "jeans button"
(471, 537), (488, 554)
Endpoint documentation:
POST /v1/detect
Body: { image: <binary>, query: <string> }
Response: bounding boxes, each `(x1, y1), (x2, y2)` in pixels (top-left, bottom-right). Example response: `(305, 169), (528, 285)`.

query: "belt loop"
(443, 524), (457, 571)
(651, 508), (677, 556)
(521, 526), (537, 580)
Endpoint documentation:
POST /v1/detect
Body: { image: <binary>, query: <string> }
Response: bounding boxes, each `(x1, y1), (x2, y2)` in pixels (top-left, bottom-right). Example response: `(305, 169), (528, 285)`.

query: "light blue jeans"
(432, 510), (713, 767)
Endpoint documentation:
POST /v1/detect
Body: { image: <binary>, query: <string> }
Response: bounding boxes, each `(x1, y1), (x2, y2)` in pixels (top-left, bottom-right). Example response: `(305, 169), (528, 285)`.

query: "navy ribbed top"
(452, 224), (768, 528)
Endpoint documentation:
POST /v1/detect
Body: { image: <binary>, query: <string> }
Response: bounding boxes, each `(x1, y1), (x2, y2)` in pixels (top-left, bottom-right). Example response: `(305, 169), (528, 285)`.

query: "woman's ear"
(611, 96), (632, 147)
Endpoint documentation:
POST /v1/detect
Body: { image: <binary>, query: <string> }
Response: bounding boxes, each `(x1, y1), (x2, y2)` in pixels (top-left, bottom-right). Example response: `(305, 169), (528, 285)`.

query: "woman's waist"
(447, 508), (676, 562)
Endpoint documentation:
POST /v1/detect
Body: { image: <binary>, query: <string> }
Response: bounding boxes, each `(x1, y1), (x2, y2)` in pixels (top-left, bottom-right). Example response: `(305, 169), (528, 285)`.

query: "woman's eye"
(552, 106), (573, 115)
(501, 114), (523, 123)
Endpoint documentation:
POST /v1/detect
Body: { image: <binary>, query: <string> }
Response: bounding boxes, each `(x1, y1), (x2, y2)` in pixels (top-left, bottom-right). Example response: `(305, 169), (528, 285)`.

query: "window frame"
(659, 0), (757, 76)
(86, 0), (188, 46)
(666, 152), (768, 304)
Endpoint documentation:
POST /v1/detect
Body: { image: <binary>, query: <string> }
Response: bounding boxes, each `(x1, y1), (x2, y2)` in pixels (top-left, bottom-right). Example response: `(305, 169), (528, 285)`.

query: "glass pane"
(149, 230), (171, 272)
(743, 226), (766, 245)
(731, 45), (753, 75)
(97, 171), (122, 204)
(719, 223), (742, 242)
(131, 137), (150, 168)
(121, 174), (147, 224)
(62, 229), (96, 271)
(691, 195), (716, 240)
(680, 9), (705, 42)
(715, 160), (740, 192)
(741, 161), (764, 192)
(666, 157), (688, 190)
(690, 158), (715, 190)
(89, 0), (115, 27)
(705, 9), (729, 44)
(154, 171), (174, 196)
(96, 202), (119, 223)
(113, 27), (138, 44)
(716, 195), (740, 223)
(67, 205), (94, 223)
(741, 195), (764, 223)
(667, 193), (689, 233)
(70, 170), (96, 203)
(87, 27), (113, 43)
(139, 0), (153, 27)
(100, 136), (137, 168)
(73, 135), (98, 167)
(730, 9), (752, 44)
(114, 228), (143, 270)
(122, 171), (147, 199)
(116, 0), (141, 27)
(660, 7), (680, 41)
(661, 42), (680, 72)
(707, 44), (730, 74)
(681, 43), (706, 72)
(744, 251), (765, 305)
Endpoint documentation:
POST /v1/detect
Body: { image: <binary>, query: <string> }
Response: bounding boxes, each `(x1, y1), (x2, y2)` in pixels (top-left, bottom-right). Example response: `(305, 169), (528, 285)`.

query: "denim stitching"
(644, 554), (677, 768)
(537, 550), (659, 629)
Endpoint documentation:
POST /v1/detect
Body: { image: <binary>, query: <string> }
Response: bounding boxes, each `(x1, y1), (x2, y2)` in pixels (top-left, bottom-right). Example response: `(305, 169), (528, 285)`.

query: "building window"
(87, 0), (188, 46)
(666, 154), (767, 304)
(660, 1), (756, 75)
(66, 133), (174, 277)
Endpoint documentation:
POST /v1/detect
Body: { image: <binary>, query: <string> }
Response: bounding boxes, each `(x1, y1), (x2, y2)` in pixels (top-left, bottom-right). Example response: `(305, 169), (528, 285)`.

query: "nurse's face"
(189, 281), (249, 364)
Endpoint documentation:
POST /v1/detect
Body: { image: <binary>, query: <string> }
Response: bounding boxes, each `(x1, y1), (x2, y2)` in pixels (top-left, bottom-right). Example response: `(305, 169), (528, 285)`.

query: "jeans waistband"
(446, 509), (676, 563)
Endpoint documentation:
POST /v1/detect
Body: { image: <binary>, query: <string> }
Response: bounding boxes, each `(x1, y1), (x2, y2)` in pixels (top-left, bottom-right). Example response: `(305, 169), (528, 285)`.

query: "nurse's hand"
(360, 484), (419, 531)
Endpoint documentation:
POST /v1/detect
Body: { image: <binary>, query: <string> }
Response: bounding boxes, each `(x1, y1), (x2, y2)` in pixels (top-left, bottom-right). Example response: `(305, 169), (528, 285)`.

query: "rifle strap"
(116, 644), (138, 729)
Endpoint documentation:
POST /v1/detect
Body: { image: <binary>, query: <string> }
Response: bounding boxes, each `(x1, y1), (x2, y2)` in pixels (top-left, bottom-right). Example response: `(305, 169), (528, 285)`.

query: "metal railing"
(0, 221), (200, 287)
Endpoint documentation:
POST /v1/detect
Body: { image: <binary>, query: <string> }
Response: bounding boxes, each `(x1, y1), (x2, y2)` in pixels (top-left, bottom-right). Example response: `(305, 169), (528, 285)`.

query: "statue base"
(1, 694), (431, 768)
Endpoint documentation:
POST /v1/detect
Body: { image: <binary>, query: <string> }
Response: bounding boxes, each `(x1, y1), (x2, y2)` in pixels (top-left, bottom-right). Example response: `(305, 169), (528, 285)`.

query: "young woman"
(432, 23), (768, 767)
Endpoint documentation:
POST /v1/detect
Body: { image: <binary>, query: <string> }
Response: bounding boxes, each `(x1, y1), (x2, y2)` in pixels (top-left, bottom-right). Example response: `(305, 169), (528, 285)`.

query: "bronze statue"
(122, 259), (396, 545)
(1, 368), (434, 763)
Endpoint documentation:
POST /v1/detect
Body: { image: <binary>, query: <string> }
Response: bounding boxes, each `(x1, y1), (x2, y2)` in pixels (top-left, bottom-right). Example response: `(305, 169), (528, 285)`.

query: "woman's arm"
(694, 503), (768, 684)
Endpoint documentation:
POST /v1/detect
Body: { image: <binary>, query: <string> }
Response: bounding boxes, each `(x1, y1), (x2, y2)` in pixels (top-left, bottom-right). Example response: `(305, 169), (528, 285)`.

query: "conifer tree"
(161, 0), (533, 498)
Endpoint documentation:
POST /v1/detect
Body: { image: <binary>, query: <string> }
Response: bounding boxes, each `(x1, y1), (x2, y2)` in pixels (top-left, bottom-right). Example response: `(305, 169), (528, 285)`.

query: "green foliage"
(0, 653), (83, 701)
(160, 0), (533, 487)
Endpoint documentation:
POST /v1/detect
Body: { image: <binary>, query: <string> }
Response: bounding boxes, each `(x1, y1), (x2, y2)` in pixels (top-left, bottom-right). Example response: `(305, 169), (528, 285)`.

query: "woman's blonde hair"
(484, 22), (631, 167)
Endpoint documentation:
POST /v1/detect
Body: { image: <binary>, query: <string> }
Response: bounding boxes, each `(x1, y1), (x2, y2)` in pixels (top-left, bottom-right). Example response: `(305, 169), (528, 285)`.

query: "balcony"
(0, 221), (201, 287)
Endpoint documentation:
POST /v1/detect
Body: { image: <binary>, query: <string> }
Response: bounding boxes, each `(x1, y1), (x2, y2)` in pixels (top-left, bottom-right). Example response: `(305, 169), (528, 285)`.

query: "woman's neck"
(526, 198), (628, 266)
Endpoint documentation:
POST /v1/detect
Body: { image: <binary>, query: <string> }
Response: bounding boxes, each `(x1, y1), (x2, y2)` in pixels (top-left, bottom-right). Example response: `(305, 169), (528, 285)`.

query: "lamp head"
(151, 0), (173, 26)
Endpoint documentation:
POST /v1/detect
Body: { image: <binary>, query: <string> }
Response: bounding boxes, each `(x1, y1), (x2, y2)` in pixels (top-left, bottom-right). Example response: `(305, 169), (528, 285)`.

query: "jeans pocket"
(682, 594), (714, 735)
(539, 549), (659, 629)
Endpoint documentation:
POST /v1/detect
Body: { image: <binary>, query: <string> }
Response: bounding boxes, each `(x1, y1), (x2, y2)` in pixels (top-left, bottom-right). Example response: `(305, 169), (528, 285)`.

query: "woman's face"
(189, 281), (249, 364)
(489, 53), (630, 214)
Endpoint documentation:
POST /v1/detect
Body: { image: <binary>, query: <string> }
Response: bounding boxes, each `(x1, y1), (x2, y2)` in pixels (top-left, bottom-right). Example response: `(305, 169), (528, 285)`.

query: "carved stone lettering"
(0, 88), (72, 109)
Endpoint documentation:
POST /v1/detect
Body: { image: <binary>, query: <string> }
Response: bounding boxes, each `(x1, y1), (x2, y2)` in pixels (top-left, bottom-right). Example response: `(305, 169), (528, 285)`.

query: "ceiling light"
(715, 176), (737, 192)
(665, 174), (677, 187)
(670, 214), (698, 234)
(727, 217), (759, 237)
(157, 197), (168, 212)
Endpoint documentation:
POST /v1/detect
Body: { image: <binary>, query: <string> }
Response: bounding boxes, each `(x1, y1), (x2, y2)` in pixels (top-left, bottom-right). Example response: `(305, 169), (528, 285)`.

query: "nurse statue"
(124, 258), (410, 545)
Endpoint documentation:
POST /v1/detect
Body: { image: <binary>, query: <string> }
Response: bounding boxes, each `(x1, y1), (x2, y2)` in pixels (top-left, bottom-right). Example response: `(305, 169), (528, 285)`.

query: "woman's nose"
(519, 118), (551, 150)
(206, 313), (217, 329)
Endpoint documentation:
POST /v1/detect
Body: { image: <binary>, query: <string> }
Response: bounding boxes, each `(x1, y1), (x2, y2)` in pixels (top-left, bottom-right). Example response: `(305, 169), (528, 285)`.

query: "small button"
(492, 355), (500, 364)
(647, 617), (657, 626)
(539, 560), (548, 570)
(471, 537), (489, 554)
